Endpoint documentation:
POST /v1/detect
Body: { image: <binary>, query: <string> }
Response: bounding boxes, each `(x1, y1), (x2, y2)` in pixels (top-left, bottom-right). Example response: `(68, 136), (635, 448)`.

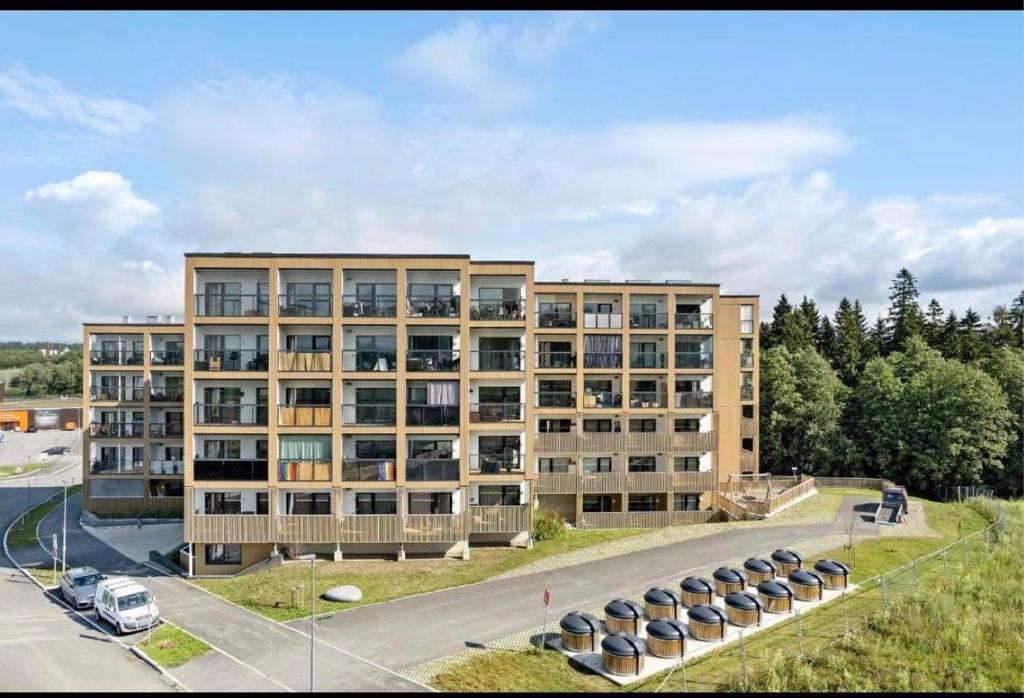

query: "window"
(284, 387), (331, 405)
(628, 456), (657, 472)
(256, 440), (268, 459)
(742, 405), (754, 420)
(286, 492), (331, 515)
(675, 494), (701, 511)
(355, 440), (396, 459)
(408, 492), (453, 515)
(409, 335), (453, 351)
(205, 544), (242, 566)
(583, 302), (613, 314)
(287, 334), (331, 351)
(740, 305), (754, 334)
(356, 387), (395, 404)
(583, 457), (612, 473)
(409, 283), (453, 299)
(674, 418), (700, 433)
(478, 485), (521, 506)
(674, 456), (700, 472)
(630, 418), (657, 433)
(355, 492), (397, 515)
(583, 419), (617, 433)
(409, 439), (453, 459)
(478, 386), (520, 404)
(742, 438), (754, 452)
(538, 457), (572, 474)
(539, 418), (573, 433)
(628, 494), (659, 512)
(204, 492), (241, 514)
(582, 495), (615, 513)
(256, 492), (269, 515)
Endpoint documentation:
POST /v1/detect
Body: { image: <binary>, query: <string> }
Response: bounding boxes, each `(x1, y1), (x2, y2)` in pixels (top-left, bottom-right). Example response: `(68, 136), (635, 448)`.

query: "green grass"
(0, 462), (49, 478)
(24, 565), (61, 587)
(6, 485), (82, 550)
(194, 527), (649, 623)
(429, 496), (996, 692)
(137, 622), (212, 669)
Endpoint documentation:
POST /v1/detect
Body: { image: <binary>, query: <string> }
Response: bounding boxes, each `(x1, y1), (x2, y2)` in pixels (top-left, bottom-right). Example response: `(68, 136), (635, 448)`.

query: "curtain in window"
(583, 334), (622, 368)
(427, 380), (459, 405)
(279, 436), (331, 460)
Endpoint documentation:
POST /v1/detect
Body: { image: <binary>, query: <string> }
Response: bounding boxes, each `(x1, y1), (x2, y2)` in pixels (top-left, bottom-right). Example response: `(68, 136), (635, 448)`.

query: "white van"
(94, 577), (160, 635)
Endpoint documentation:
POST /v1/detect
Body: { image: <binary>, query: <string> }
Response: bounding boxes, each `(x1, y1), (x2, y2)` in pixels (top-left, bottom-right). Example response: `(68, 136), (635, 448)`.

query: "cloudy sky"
(1, 11), (1021, 341)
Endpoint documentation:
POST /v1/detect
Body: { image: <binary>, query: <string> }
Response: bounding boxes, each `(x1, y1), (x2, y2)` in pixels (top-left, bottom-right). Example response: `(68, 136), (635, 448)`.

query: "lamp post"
(297, 553), (316, 692)
(61, 478), (68, 574)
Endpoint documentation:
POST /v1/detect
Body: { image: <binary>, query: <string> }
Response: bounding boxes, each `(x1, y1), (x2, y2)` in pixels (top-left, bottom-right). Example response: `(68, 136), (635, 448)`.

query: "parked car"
(875, 485), (910, 525)
(94, 577), (160, 635)
(59, 566), (104, 609)
(26, 426), (37, 433)
(46, 446), (70, 455)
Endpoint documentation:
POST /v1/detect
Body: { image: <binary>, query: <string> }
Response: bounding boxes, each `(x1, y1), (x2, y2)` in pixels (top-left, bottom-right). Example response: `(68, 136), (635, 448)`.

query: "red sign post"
(539, 589), (552, 649)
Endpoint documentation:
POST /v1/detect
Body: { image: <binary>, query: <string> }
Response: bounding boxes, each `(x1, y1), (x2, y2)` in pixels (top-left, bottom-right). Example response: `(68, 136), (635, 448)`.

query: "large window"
(582, 495), (615, 513)
(355, 440), (396, 459)
(628, 456), (657, 472)
(628, 494), (659, 512)
(583, 419), (617, 433)
(355, 492), (397, 515)
(675, 494), (701, 511)
(408, 492), (453, 515)
(285, 492), (331, 515)
(539, 418), (573, 433)
(477, 485), (521, 506)
(287, 334), (331, 351)
(674, 456), (700, 472)
(740, 305), (754, 333)
(204, 492), (241, 514)
(674, 418), (700, 433)
(630, 418), (657, 433)
(205, 544), (242, 565)
(582, 457), (612, 473)
(538, 457), (572, 474)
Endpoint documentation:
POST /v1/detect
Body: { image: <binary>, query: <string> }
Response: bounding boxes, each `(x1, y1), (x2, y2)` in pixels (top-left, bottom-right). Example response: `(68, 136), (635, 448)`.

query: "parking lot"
(0, 429), (81, 479)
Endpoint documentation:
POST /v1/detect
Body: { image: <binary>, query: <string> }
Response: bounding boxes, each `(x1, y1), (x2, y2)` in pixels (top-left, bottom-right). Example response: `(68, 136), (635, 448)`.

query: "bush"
(532, 508), (566, 541)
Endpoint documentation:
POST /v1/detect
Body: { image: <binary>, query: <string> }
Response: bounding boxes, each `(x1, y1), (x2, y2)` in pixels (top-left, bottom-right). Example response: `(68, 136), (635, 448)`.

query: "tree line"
(758, 268), (1023, 498)
(1, 350), (82, 397)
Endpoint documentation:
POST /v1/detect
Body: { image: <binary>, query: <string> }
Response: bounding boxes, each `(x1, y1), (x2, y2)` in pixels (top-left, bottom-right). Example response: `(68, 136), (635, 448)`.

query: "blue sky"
(0, 11), (1021, 340)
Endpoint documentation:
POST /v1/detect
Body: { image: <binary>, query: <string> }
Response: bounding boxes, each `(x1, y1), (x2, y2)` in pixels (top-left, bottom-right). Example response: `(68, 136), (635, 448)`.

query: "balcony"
(187, 513), (272, 544)
(627, 470), (672, 491)
(740, 450), (756, 470)
(741, 385), (754, 400)
(676, 352), (713, 369)
(629, 352), (667, 369)
(741, 417), (756, 438)
(583, 312), (622, 329)
(406, 458), (460, 481)
(580, 471), (626, 493)
(149, 422), (184, 438)
(89, 386), (144, 402)
(150, 350), (184, 366)
(469, 298), (526, 321)
(406, 295), (460, 318)
(536, 351), (576, 369)
(89, 350), (144, 366)
(675, 391), (713, 408)
(276, 515), (336, 544)
(193, 349), (269, 372)
(150, 387), (184, 402)
(627, 391), (666, 409)
(536, 471), (578, 494)
(536, 391), (575, 408)
(278, 294), (332, 318)
(341, 459), (396, 482)
(278, 350), (332, 372)
(404, 514), (464, 543)
(194, 404), (268, 426)
(470, 350), (525, 371)
(470, 402), (524, 423)
(89, 422), (144, 438)
(151, 460), (184, 476)
(675, 313), (713, 330)
(583, 352), (622, 369)
(341, 295), (397, 318)
(741, 352), (754, 368)
(406, 350), (460, 372)
(672, 470), (715, 491)
(341, 349), (397, 372)
(470, 453), (523, 474)
(338, 514), (401, 543)
(193, 294), (269, 317)
(278, 404), (332, 427)
(341, 404), (397, 426)
(467, 505), (530, 533)
(536, 311), (576, 328)
(278, 459), (332, 482)
(581, 391), (621, 408)
(193, 458), (268, 481)
(629, 312), (668, 329)
(405, 404), (459, 427)
(89, 458), (143, 475)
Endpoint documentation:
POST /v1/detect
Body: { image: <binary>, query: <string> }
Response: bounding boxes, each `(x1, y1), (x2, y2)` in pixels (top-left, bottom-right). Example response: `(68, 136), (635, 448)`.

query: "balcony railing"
(583, 352), (622, 369)
(193, 293), (269, 317)
(534, 431), (715, 454)
(626, 470), (672, 491)
(404, 514), (464, 543)
(629, 312), (668, 329)
(89, 459), (143, 474)
(675, 313), (713, 330)
(628, 391), (666, 408)
(150, 460), (184, 475)
(470, 350), (525, 371)
(342, 349), (397, 372)
(193, 349), (269, 372)
(405, 404), (459, 427)
(467, 505), (530, 533)
(187, 513), (272, 544)
(150, 350), (184, 366)
(675, 391), (713, 408)
(278, 404), (332, 427)
(341, 403), (397, 426)
(150, 387), (184, 402)
(581, 391), (621, 408)
(675, 352), (713, 369)
(672, 470), (715, 491)
(341, 459), (396, 482)
(338, 514), (400, 543)
(741, 385), (754, 400)
(278, 294), (332, 317)
(741, 417), (756, 438)
(278, 459), (332, 481)
(406, 295), (460, 318)
(536, 391), (575, 408)
(583, 312), (622, 329)
(341, 295), (398, 318)
(89, 386), (144, 402)
(89, 422), (144, 438)
(193, 458), (268, 481)
(536, 311), (576, 328)
(406, 458), (460, 481)
(406, 350), (460, 372)
(469, 298), (526, 321)
(741, 352), (754, 368)
(149, 423), (184, 438)
(470, 402), (524, 423)
(278, 350), (332, 372)
(629, 352), (667, 369)
(194, 404), (268, 426)
(89, 350), (144, 366)
(536, 351), (576, 369)
(469, 453), (523, 474)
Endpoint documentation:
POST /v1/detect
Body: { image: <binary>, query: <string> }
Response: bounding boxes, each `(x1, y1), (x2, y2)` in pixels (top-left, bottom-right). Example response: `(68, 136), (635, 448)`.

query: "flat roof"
(720, 294), (761, 298)
(535, 280), (720, 287)
(82, 323), (184, 328)
(185, 252), (471, 259)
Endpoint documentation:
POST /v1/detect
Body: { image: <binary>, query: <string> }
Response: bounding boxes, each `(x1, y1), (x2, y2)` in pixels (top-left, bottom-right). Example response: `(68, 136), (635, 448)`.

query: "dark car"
(45, 446), (71, 456)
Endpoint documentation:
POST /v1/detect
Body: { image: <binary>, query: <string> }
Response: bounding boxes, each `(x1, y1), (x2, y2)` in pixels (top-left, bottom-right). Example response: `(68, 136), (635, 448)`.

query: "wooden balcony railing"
(578, 511), (622, 529)
(467, 505), (530, 533)
(186, 513), (272, 543)
(276, 515), (336, 544)
(337, 514), (401, 543)
(740, 417), (756, 438)
(278, 350), (332, 372)
(535, 432), (715, 454)
(671, 510), (715, 525)
(277, 459), (332, 482)
(626, 471), (671, 492)
(403, 514), (465, 542)
(278, 405), (332, 427)
(625, 511), (671, 527)
(580, 472), (626, 493)
(672, 471), (715, 491)
(740, 450), (756, 471)
(535, 472), (578, 494)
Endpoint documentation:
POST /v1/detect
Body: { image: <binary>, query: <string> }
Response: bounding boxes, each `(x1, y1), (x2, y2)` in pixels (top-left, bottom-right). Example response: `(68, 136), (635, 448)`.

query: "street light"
(296, 553), (316, 693)
(61, 478), (68, 574)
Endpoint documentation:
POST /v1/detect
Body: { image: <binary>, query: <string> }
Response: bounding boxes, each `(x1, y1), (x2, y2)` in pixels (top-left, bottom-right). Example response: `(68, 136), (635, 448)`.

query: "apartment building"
(82, 253), (758, 575)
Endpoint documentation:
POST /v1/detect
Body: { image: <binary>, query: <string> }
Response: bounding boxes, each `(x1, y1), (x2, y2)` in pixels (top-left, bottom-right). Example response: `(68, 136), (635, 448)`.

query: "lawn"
(0, 462), (49, 478)
(137, 622), (212, 669)
(6, 485), (82, 550)
(430, 495), (995, 692)
(194, 527), (649, 622)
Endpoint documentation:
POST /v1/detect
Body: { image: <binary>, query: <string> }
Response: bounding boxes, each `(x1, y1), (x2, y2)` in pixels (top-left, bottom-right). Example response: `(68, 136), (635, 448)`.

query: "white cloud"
(391, 13), (606, 108)
(24, 170), (160, 233)
(0, 64), (152, 135)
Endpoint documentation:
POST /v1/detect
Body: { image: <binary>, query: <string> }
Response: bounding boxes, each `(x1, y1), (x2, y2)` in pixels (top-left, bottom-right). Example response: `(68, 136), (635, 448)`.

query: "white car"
(94, 577), (160, 635)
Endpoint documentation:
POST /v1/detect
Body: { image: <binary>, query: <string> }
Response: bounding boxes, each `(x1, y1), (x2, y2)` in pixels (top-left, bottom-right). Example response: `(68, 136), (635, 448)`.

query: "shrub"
(532, 508), (566, 541)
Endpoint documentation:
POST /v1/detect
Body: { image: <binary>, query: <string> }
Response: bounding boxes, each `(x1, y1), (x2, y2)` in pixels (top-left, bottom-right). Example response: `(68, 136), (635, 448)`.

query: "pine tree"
(959, 308), (984, 362)
(832, 297), (866, 384)
(764, 294), (793, 350)
(867, 315), (887, 359)
(798, 295), (821, 338)
(1010, 290), (1024, 348)
(885, 268), (924, 352)
(924, 298), (945, 349)
(818, 315), (837, 360)
(941, 310), (961, 359)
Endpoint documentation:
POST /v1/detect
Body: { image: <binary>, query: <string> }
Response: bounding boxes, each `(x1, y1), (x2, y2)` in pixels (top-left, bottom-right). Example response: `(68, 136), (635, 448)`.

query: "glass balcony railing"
(341, 295), (398, 318)
(471, 402), (524, 422)
(741, 385), (754, 400)
(406, 458), (460, 481)
(469, 453), (523, 474)
(278, 404), (333, 427)
(536, 311), (576, 328)
(342, 350), (397, 372)
(341, 458), (396, 482)
(89, 350), (144, 366)
(469, 298), (526, 321)
(405, 404), (460, 427)
(406, 350), (460, 372)
(89, 459), (143, 474)
(629, 312), (668, 329)
(150, 387), (184, 402)
(150, 460), (184, 475)
(341, 403), (397, 426)
(278, 294), (332, 317)
(582, 312), (622, 329)
(278, 350), (332, 372)
(583, 352), (623, 369)
(193, 404), (268, 426)
(149, 423), (185, 438)
(89, 386), (144, 401)
(628, 391), (665, 408)
(194, 294), (269, 317)
(193, 458), (268, 481)
(581, 391), (621, 408)
(629, 352), (667, 369)
(150, 350), (184, 366)
(741, 352), (754, 368)
(536, 351), (576, 369)
(89, 422), (144, 438)
(674, 391), (713, 408)
(406, 295), (460, 318)
(470, 350), (525, 371)
(193, 349), (269, 372)
(675, 352), (713, 369)
(536, 391), (575, 408)
(675, 313), (713, 330)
